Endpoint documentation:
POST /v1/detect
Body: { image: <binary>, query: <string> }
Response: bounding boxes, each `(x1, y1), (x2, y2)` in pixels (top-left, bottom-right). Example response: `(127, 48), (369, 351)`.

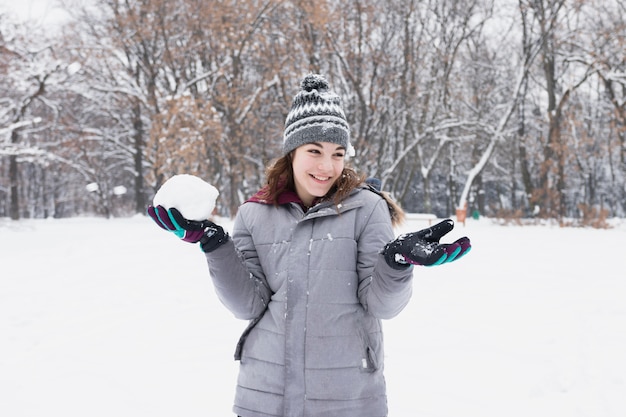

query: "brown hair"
(258, 153), (405, 227)
(259, 153), (365, 206)
(379, 190), (406, 227)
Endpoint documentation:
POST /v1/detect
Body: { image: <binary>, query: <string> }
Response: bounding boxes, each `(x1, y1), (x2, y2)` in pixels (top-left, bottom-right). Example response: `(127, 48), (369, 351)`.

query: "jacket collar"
(247, 186), (322, 211)
(246, 185), (370, 218)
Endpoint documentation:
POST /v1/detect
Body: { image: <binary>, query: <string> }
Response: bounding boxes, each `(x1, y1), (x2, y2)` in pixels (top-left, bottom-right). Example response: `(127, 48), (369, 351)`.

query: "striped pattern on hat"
(283, 74), (352, 156)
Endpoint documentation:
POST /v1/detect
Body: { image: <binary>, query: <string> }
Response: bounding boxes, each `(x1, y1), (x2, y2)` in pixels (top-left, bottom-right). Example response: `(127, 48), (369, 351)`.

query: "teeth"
(312, 175), (330, 181)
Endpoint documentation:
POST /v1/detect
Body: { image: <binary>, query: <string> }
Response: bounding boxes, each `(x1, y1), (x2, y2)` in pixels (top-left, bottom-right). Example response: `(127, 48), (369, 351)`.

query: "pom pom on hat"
(301, 73), (330, 92)
(283, 74), (354, 157)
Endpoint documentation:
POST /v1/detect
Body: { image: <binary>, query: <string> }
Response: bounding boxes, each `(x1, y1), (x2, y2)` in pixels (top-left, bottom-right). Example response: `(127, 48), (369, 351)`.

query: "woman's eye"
(334, 152), (345, 158)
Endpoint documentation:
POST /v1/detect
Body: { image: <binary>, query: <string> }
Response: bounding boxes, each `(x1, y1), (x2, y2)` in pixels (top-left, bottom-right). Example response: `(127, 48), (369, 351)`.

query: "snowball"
(153, 174), (219, 221)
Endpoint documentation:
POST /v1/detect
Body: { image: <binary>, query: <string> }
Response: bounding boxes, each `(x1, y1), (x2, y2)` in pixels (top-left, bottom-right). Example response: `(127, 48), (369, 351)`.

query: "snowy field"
(1, 215), (625, 417)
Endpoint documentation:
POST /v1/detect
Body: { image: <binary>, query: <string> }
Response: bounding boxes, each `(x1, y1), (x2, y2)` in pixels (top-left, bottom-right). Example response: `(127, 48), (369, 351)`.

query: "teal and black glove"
(147, 205), (229, 253)
(383, 219), (471, 269)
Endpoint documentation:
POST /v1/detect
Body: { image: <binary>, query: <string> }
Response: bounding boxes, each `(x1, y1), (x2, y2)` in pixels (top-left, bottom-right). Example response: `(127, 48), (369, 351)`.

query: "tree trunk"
(9, 131), (19, 220)
(132, 103), (146, 214)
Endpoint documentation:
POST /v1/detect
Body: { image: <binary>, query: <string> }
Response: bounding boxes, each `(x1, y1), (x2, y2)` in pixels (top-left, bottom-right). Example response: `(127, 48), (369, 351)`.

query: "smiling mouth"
(311, 174), (331, 182)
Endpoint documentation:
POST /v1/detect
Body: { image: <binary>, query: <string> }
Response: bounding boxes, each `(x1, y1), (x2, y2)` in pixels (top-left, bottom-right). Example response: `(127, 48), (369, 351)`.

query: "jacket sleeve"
(204, 211), (271, 320)
(357, 197), (414, 319)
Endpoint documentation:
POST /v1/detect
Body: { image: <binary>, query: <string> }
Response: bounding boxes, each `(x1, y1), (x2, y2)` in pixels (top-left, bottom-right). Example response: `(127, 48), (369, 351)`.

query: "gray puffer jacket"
(204, 187), (413, 417)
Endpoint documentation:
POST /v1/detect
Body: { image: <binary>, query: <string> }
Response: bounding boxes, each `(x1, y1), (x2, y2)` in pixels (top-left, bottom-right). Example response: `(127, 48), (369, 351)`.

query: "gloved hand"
(147, 205), (229, 253)
(383, 219), (471, 269)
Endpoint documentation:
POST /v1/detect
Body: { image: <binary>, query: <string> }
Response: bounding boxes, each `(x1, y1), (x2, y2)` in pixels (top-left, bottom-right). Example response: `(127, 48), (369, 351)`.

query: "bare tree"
(3, 0), (626, 222)
(0, 14), (81, 219)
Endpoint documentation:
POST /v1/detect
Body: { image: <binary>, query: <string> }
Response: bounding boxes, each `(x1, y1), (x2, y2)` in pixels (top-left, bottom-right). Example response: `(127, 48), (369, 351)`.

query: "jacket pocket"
(361, 345), (379, 372)
(356, 322), (379, 372)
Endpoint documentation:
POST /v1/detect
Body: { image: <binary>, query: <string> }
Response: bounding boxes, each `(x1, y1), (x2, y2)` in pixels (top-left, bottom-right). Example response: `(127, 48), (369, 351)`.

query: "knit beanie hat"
(283, 74), (354, 157)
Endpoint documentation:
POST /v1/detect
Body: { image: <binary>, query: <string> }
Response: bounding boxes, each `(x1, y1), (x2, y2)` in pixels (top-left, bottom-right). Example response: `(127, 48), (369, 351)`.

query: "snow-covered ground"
(1, 215), (625, 416)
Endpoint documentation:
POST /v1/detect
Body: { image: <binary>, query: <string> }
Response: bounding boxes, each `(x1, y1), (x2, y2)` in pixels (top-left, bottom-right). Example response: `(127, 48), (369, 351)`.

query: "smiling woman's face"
(291, 142), (346, 207)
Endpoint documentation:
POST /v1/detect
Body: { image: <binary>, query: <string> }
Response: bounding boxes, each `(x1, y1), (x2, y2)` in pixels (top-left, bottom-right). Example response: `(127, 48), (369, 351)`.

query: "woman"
(148, 74), (471, 417)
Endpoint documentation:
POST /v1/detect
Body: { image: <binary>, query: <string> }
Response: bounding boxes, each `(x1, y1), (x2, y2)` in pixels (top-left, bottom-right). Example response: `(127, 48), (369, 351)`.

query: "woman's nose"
(318, 157), (332, 171)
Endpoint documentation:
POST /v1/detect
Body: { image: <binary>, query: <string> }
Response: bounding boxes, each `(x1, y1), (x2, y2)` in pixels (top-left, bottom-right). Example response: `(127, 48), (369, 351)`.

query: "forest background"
(1, 0), (625, 225)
